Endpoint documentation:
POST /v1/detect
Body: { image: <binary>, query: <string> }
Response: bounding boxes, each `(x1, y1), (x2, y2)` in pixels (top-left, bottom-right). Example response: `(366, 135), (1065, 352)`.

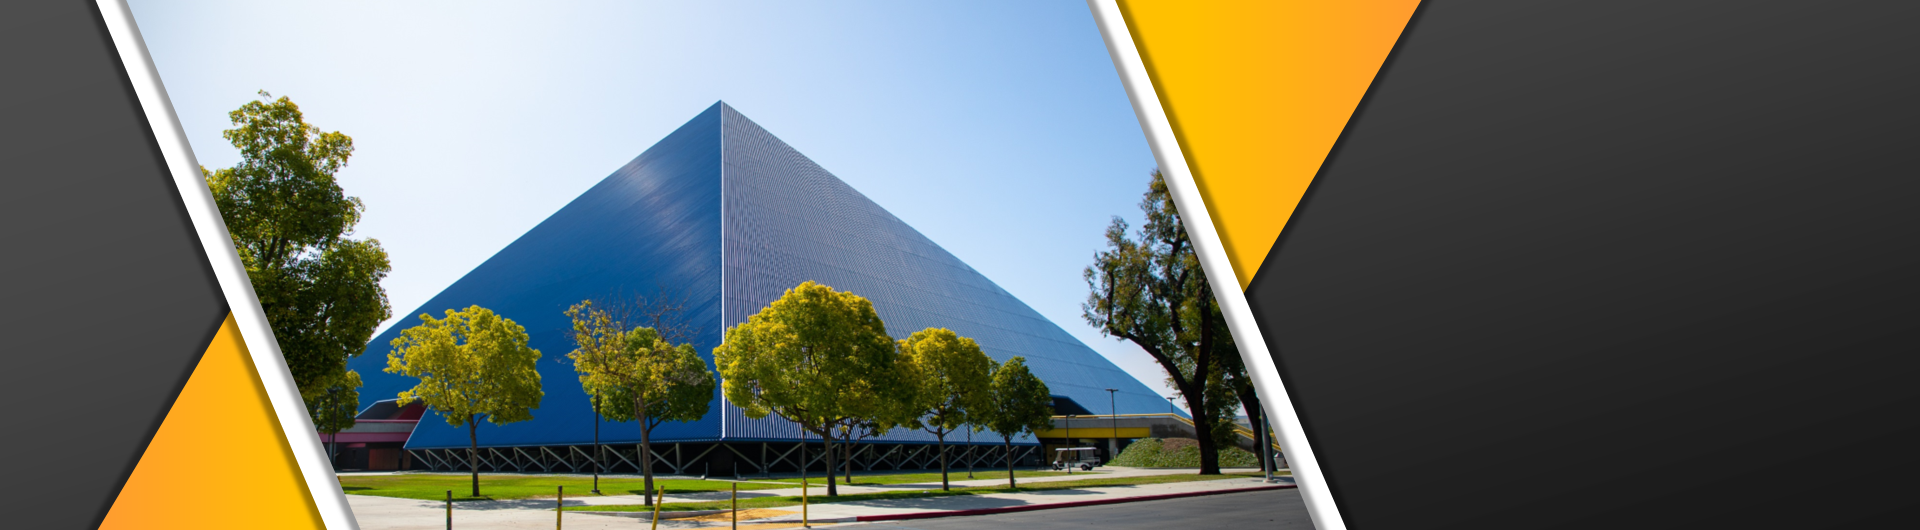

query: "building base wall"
(402, 441), (1044, 477)
(330, 442), (416, 471)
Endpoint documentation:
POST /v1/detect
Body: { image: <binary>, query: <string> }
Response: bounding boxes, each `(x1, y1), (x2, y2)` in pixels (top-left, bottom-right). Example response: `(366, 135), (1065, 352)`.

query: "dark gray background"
(1251, 0), (1919, 528)
(0, 1), (227, 528)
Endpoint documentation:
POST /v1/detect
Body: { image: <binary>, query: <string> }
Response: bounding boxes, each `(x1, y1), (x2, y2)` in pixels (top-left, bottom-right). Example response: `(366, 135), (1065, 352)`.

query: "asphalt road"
(846, 488), (1313, 529)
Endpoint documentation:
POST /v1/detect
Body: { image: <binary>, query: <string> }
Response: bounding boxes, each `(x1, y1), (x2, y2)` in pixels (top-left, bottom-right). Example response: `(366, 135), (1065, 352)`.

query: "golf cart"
(1051, 447), (1099, 472)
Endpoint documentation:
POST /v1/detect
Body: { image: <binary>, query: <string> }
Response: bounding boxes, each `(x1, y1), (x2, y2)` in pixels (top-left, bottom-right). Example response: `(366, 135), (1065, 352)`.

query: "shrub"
(1161, 437), (1197, 453)
(1109, 438), (1261, 468)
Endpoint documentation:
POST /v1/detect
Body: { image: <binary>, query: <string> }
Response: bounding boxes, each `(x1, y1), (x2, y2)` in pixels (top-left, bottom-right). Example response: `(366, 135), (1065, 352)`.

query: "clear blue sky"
(130, 1), (1189, 410)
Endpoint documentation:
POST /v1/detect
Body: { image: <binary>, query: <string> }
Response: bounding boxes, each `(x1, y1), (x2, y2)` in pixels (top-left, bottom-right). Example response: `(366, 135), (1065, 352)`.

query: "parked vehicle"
(1052, 447), (1099, 472)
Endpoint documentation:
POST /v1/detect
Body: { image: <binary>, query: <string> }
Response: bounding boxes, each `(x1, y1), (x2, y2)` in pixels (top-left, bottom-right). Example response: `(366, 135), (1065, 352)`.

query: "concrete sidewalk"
(346, 468), (1292, 530)
(640, 476), (1293, 528)
(556, 466), (1269, 507)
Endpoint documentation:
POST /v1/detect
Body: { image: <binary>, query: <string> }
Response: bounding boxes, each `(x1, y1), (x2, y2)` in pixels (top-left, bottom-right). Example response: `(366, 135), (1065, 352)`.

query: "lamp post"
(1260, 412), (1278, 484)
(1104, 388), (1118, 462)
(1167, 396), (1176, 415)
(1064, 414), (1075, 474)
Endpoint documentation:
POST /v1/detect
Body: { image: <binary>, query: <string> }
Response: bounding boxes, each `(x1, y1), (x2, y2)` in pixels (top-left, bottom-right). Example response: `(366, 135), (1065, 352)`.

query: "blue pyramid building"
(348, 102), (1169, 474)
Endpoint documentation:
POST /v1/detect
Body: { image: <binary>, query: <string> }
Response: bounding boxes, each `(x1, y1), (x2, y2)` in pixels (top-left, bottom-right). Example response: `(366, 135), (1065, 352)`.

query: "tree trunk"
(843, 437), (854, 484)
(822, 430), (839, 496)
(1193, 414), (1221, 475)
(936, 431), (949, 491)
(637, 396), (654, 507)
(1004, 437), (1016, 489)
(326, 388), (338, 468)
(1193, 291), (1222, 475)
(468, 415), (480, 497)
(1137, 346), (1226, 475)
(966, 428), (974, 478)
(592, 397), (601, 492)
(1184, 393), (1222, 475)
(1236, 383), (1268, 476)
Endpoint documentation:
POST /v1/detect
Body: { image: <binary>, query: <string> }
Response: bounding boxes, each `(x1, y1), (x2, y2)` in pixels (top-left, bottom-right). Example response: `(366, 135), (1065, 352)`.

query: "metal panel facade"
(352, 104), (725, 450)
(351, 102), (1168, 450)
(717, 104), (1168, 444)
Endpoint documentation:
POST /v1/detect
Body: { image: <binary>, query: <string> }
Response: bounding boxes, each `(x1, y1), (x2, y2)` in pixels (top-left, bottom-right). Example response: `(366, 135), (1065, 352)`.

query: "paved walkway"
(855, 489), (1310, 530)
(346, 467), (1291, 530)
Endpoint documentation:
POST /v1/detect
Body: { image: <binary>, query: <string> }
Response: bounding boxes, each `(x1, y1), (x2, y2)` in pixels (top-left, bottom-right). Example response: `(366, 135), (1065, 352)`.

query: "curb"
(850, 483), (1295, 523)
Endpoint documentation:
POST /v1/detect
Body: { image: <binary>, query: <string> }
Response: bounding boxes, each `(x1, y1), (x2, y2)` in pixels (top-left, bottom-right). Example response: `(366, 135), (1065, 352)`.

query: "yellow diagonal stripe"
(1119, 1), (1424, 288)
(100, 313), (325, 529)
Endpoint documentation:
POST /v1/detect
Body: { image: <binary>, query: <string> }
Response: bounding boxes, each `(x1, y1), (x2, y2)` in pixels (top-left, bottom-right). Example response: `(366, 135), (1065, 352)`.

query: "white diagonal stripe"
(93, 1), (360, 528)
(1084, 2), (1346, 529)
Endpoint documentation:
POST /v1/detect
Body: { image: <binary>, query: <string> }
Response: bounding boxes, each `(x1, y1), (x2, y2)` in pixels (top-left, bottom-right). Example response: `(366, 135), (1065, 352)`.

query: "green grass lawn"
(337, 474), (787, 501)
(564, 472), (1266, 512)
(765, 469), (1069, 486)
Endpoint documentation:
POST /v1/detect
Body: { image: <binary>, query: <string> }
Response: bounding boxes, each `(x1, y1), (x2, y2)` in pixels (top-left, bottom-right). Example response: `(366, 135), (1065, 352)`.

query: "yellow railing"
(1050, 412), (1281, 451)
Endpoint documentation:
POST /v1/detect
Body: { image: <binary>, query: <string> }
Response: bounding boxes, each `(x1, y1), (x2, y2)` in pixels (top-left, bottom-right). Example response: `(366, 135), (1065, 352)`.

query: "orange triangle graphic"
(100, 314), (325, 529)
(1118, 1), (1423, 288)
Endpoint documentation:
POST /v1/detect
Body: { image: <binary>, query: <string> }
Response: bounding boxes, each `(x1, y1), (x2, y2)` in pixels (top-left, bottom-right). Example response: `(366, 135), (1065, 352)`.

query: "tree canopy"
(566, 300), (715, 504)
(386, 305), (543, 496)
(831, 345), (918, 485)
(1083, 169), (1242, 475)
(307, 368), (362, 464)
(977, 356), (1054, 488)
(586, 336), (713, 425)
(899, 327), (994, 490)
(567, 303), (714, 429)
(305, 368), (362, 433)
(205, 91), (390, 399)
(715, 281), (896, 496)
(1214, 325), (1275, 474)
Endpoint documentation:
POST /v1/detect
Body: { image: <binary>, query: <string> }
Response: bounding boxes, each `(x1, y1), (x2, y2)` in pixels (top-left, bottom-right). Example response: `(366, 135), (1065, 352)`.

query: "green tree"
(714, 281), (896, 497)
(1171, 316), (1245, 453)
(566, 300), (715, 506)
(1214, 328), (1275, 475)
(205, 91), (391, 403)
(833, 414), (897, 485)
(833, 351), (916, 485)
(899, 328), (993, 490)
(306, 369), (362, 466)
(1084, 169), (1237, 475)
(977, 356), (1054, 489)
(386, 306), (544, 497)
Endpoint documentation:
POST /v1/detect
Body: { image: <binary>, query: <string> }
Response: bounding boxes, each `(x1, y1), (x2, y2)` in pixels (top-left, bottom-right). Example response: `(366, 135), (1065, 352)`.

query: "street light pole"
(1104, 388), (1118, 462)
(1064, 414), (1074, 474)
(1260, 409), (1277, 484)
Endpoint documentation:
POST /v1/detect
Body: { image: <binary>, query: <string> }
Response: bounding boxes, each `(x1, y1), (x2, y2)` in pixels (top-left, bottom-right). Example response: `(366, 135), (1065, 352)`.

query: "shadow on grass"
(844, 494), (1035, 511)
(559, 484), (1133, 513)
(483, 473), (1263, 512)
